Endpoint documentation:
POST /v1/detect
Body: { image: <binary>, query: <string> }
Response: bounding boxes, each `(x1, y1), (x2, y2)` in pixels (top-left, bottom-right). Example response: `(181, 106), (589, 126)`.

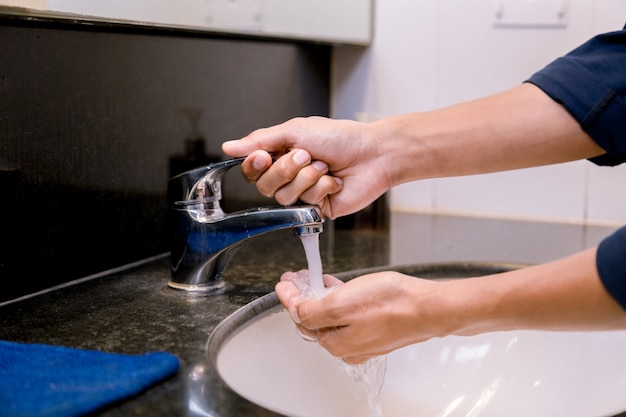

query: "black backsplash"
(0, 16), (330, 302)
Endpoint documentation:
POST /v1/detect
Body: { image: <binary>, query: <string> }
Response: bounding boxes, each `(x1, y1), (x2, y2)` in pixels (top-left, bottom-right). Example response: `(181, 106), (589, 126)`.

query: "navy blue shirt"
(526, 25), (626, 310)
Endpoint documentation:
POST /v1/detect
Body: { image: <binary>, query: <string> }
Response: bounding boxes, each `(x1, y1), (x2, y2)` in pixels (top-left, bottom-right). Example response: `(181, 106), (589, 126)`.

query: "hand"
(223, 85), (604, 219)
(222, 116), (392, 219)
(275, 270), (443, 364)
(275, 248), (626, 364)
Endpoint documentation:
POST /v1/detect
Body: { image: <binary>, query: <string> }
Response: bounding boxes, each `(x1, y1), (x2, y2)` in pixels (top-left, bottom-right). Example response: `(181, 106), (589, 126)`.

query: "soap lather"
(168, 157), (324, 293)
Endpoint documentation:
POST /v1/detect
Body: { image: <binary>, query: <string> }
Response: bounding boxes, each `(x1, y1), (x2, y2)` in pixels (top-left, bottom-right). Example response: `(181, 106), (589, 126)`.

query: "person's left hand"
(275, 270), (444, 364)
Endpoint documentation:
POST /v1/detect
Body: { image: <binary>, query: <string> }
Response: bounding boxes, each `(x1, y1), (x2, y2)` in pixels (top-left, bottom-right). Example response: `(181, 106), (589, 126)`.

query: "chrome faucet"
(167, 157), (324, 293)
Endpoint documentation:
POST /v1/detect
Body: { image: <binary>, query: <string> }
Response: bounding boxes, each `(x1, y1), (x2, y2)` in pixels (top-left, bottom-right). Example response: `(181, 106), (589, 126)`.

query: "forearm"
(374, 83), (606, 186)
(431, 248), (626, 338)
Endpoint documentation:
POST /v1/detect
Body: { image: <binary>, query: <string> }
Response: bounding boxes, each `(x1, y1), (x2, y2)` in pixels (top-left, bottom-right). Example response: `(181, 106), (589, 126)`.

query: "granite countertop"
(0, 228), (390, 416)
(4, 228), (625, 417)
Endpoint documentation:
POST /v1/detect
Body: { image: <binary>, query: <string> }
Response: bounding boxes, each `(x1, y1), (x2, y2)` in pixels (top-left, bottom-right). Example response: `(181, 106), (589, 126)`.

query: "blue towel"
(0, 340), (180, 417)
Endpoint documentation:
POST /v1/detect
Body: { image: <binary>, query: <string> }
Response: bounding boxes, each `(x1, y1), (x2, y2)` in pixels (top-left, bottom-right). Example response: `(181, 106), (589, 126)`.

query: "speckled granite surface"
(0, 229), (390, 416)
(3, 228), (625, 417)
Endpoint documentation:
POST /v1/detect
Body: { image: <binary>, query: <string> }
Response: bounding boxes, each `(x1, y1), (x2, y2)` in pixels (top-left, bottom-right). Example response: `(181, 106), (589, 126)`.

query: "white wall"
(0, 0), (46, 7)
(331, 0), (626, 228)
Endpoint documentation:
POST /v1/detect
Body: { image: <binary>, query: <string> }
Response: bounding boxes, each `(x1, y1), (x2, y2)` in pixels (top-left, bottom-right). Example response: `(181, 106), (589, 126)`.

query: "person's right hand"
(221, 116), (392, 219)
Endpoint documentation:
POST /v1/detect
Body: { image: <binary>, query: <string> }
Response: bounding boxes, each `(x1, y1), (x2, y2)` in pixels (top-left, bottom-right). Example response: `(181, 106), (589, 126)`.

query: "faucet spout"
(167, 158), (324, 294)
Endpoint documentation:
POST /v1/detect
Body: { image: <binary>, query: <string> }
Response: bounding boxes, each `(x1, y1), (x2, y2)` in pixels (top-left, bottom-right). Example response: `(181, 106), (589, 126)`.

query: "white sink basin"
(209, 264), (626, 417)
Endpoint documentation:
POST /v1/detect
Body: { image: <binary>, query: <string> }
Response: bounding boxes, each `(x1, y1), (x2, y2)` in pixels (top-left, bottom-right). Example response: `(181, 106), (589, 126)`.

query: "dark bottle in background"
(169, 108), (221, 178)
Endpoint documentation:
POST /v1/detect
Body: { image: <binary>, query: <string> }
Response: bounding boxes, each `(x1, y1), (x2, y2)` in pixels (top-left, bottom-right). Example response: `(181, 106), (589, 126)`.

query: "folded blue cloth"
(0, 340), (180, 417)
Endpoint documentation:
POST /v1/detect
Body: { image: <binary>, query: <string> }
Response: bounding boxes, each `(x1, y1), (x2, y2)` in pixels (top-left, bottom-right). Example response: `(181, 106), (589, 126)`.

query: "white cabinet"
(35, 0), (373, 45)
(260, 0), (372, 44)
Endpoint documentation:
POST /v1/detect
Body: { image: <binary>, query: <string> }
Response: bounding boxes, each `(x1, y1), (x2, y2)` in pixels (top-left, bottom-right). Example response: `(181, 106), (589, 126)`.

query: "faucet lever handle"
(168, 157), (245, 217)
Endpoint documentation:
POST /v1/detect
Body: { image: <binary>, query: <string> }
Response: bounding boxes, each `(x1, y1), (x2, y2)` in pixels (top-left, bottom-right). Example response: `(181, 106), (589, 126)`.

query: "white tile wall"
(332, 0), (626, 227)
(586, 163), (626, 223)
(389, 212), (619, 265)
(390, 181), (434, 212)
(434, 162), (587, 220)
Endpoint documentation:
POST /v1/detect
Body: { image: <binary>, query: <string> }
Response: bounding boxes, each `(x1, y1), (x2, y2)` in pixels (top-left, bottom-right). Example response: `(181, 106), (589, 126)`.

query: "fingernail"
(312, 160), (328, 171)
(252, 155), (267, 170)
(292, 149), (310, 165)
(334, 176), (343, 186)
(280, 271), (297, 282)
(289, 306), (302, 324)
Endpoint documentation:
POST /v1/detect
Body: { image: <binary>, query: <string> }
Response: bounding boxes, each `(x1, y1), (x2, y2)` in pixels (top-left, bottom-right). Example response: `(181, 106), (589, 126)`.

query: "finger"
(275, 280), (303, 324)
(323, 274), (343, 288)
(273, 160), (329, 206)
(240, 150), (272, 184)
(222, 136), (263, 158)
(221, 127), (281, 157)
(314, 325), (350, 357)
(341, 355), (375, 365)
(256, 149), (311, 198)
(294, 323), (318, 342)
(221, 118), (306, 157)
(298, 175), (343, 214)
(281, 271), (340, 286)
(279, 271), (300, 283)
(297, 292), (346, 330)
(317, 328), (381, 361)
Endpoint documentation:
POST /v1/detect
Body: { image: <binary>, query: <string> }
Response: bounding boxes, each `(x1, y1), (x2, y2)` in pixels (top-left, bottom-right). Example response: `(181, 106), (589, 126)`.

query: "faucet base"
(167, 280), (226, 294)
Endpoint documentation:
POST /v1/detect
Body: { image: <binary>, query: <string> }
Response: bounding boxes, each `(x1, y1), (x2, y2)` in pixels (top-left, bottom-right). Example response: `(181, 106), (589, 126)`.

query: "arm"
(222, 83), (605, 219)
(228, 28), (626, 364)
(376, 83), (605, 184)
(277, 247), (626, 364)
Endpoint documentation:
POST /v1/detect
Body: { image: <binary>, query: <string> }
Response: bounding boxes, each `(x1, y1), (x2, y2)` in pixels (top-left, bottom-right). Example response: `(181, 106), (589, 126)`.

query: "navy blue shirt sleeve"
(526, 25), (626, 311)
(526, 24), (626, 166)
(597, 226), (626, 311)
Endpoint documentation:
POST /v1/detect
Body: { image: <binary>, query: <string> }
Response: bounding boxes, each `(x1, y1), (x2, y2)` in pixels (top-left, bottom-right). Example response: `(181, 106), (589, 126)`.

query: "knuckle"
(303, 164), (325, 182)
(286, 116), (306, 127)
(300, 184), (328, 205)
(319, 336), (346, 358)
(294, 182), (319, 201)
(274, 159), (295, 180)
(320, 175), (342, 193)
(274, 191), (297, 207)
(248, 126), (269, 139)
(255, 181), (275, 198)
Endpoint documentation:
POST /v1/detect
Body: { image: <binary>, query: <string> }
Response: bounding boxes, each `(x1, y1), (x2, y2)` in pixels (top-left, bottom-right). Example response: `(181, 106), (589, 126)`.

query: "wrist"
(399, 276), (494, 342)
(372, 114), (439, 186)
(410, 276), (507, 339)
